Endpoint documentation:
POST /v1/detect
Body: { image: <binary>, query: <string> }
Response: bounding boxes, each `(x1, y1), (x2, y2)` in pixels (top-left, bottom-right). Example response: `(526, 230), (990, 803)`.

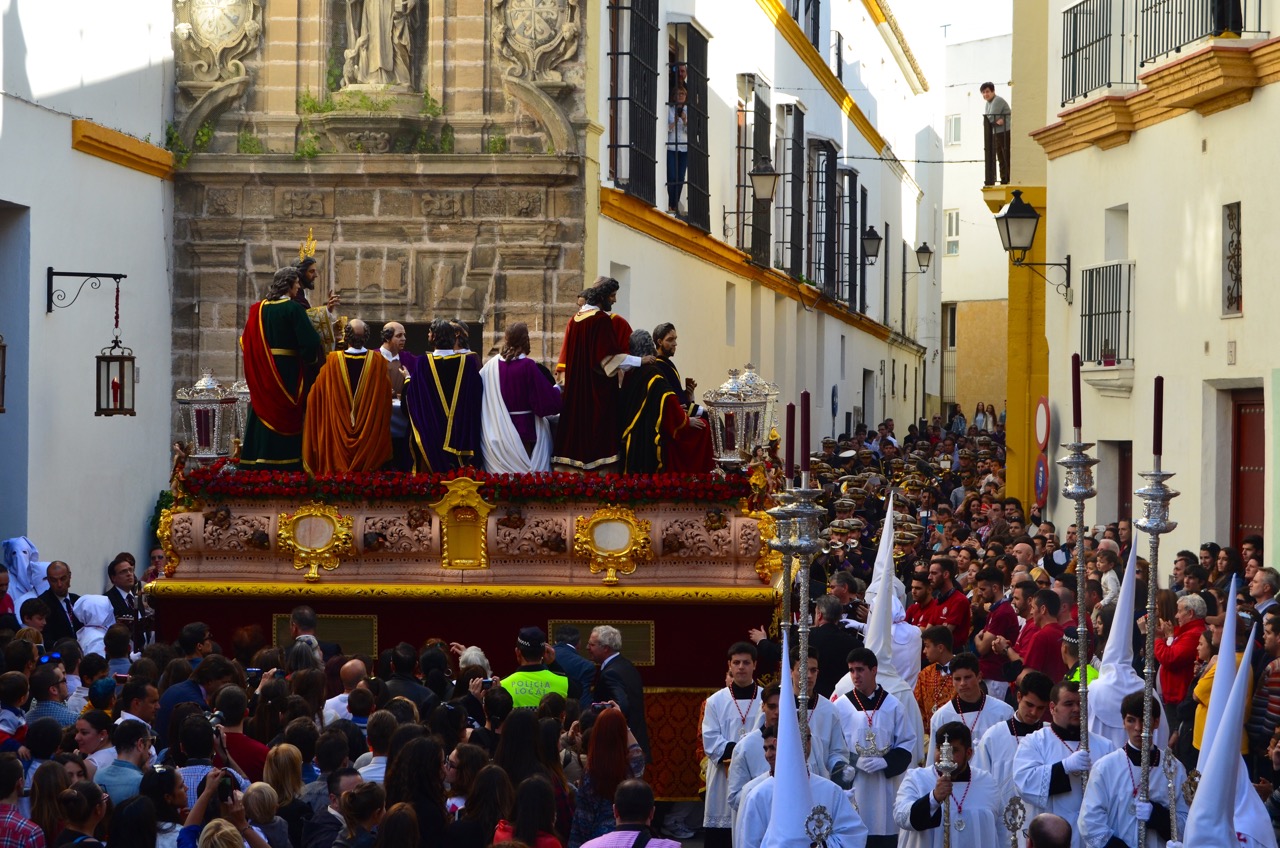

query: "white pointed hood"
(763, 629), (814, 848)
(1197, 576), (1239, 772)
(1089, 543), (1167, 749)
(1184, 619), (1254, 848)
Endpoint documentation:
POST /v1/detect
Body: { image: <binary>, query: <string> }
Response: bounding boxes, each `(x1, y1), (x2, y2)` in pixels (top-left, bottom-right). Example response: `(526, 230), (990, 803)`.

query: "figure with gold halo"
(294, 228), (349, 353)
(240, 267), (326, 470)
(302, 319), (393, 474)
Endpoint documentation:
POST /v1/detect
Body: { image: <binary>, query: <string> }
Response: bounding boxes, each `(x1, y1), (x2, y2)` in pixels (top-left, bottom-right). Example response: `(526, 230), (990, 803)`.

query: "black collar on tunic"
(939, 764), (972, 783)
(730, 683), (757, 700)
(1051, 722), (1081, 743)
(848, 685), (885, 711)
(1125, 743), (1160, 766)
(953, 694), (984, 713)
(1010, 717), (1041, 737)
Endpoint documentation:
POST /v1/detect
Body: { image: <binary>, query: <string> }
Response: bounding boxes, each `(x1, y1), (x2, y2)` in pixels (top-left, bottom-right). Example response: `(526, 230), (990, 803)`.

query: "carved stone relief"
(492, 0), (580, 82)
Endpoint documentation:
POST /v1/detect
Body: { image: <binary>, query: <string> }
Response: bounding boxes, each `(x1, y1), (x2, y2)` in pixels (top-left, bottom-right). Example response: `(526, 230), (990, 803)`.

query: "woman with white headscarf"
(74, 596), (117, 657)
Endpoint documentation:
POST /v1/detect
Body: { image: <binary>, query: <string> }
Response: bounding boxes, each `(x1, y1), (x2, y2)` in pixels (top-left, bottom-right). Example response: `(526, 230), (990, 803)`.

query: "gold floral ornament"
(573, 506), (654, 585)
(428, 477), (495, 570)
(156, 508), (183, 578)
(747, 510), (782, 583)
(277, 503), (354, 581)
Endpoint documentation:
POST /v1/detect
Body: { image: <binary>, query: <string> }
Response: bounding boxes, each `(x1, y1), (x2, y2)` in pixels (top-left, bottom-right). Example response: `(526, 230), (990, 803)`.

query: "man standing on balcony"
(981, 82), (1011, 186)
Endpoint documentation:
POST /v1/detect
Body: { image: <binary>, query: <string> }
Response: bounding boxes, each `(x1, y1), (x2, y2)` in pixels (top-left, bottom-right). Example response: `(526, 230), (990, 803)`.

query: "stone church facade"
(170, 0), (587, 394)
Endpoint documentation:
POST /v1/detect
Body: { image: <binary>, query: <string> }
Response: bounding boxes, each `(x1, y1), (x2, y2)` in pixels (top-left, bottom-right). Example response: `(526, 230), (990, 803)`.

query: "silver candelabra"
(937, 734), (958, 848)
(1057, 431), (1098, 771)
(1133, 458), (1179, 848)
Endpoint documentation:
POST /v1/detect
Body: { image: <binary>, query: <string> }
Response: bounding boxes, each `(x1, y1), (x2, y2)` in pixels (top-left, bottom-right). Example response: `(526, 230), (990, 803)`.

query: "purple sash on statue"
(403, 352), (483, 472)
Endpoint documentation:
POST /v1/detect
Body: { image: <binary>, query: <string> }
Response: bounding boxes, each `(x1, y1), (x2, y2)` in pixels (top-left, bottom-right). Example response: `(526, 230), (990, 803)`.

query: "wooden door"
(1231, 388), (1266, 547)
(1117, 441), (1133, 522)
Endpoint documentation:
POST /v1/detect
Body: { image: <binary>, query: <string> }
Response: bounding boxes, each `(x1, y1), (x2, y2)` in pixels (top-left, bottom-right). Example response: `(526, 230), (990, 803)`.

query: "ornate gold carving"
(428, 477), (495, 569)
(362, 513), (433, 553)
(743, 510), (782, 583)
(145, 580), (777, 603)
(277, 503), (354, 581)
(157, 508), (184, 578)
(574, 506), (653, 585)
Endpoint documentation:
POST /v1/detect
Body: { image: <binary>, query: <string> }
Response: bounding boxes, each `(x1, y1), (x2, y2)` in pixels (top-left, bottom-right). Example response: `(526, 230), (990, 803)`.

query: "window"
(858, 184), (869, 313)
(945, 209), (960, 256)
(803, 0), (820, 49)
(832, 31), (844, 81)
(945, 114), (962, 145)
(608, 0), (659, 204)
(735, 75), (772, 262)
(891, 357), (897, 396)
(774, 104), (806, 279)
(666, 24), (710, 231)
(806, 140), (837, 291)
(1223, 201), (1242, 316)
(943, 303), (957, 349)
(835, 169), (858, 303)
(840, 334), (846, 380)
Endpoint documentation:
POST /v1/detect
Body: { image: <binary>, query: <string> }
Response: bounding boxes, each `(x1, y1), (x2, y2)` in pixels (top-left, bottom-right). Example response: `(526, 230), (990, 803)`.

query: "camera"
(591, 702), (611, 713)
(217, 775), (235, 803)
(481, 678), (494, 690)
(205, 710), (225, 728)
(113, 673), (130, 684)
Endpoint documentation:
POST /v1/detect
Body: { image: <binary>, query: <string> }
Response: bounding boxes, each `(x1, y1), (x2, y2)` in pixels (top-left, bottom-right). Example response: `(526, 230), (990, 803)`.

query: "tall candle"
(1071, 353), (1082, 430)
(1153, 376), (1164, 457)
(784, 403), (795, 478)
(800, 390), (811, 472)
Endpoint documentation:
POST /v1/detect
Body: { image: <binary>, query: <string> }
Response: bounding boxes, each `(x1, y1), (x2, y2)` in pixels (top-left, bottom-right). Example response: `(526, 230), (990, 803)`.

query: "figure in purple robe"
(480, 323), (563, 473)
(403, 319), (483, 472)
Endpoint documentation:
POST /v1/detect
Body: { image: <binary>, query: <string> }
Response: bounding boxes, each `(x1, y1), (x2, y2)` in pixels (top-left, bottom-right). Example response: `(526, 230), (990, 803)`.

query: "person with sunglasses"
(27, 663), (76, 729)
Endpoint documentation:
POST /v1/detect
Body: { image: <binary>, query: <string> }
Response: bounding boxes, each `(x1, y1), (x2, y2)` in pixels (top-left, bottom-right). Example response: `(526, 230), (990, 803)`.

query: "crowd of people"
(239, 259), (713, 477)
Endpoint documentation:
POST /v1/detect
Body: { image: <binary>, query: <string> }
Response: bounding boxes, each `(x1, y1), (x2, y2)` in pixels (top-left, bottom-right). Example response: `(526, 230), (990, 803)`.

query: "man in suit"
(105, 553), (152, 650)
(750, 595), (863, 699)
(38, 561), (80, 645)
(383, 642), (440, 715)
(553, 625), (597, 709)
(588, 624), (650, 762)
(289, 605), (341, 662)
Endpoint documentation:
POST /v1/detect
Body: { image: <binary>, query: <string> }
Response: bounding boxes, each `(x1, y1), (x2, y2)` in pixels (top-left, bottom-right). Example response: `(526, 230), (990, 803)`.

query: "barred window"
(806, 140), (837, 291)
(774, 105), (806, 278)
(607, 0), (659, 205)
(734, 75), (772, 261)
(665, 24), (710, 231)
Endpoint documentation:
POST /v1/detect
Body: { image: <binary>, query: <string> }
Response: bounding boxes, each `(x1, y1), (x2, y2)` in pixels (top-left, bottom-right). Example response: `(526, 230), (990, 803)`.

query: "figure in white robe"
(2, 537), (49, 610)
(831, 684), (918, 840)
(1014, 724), (1117, 848)
(732, 770), (773, 848)
(1079, 745), (1188, 848)
(702, 683), (763, 831)
(927, 694), (1013, 765)
(739, 774), (868, 848)
(893, 764), (1005, 848)
(974, 717), (1046, 847)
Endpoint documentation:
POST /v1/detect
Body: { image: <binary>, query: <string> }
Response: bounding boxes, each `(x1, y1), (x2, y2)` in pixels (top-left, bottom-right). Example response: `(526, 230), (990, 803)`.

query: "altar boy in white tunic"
(925, 652), (1013, 765)
(1079, 693), (1187, 848)
(727, 684), (780, 814)
(701, 641), (763, 848)
(1013, 679), (1116, 848)
(792, 645), (852, 782)
(833, 647), (917, 847)
(973, 669), (1053, 847)
(894, 720), (1004, 848)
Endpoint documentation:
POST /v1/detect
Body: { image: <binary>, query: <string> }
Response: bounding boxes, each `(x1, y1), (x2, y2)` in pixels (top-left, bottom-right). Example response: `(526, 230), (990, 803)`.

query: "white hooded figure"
(2, 537), (50, 610)
(74, 595), (117, 657)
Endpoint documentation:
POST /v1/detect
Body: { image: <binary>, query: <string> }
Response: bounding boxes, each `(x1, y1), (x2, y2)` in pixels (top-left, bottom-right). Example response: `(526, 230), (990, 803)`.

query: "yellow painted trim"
(71, 119), (174, 180)
(1034, 39), (1280, 160)
(145, 579), (779, 604)
(754, 0), (888, 156)
(600, 187), (894, 341)
(862, 0), (929, 94)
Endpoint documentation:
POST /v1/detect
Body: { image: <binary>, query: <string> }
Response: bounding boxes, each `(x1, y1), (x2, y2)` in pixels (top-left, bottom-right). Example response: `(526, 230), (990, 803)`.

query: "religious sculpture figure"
(344, 0), (419, 87)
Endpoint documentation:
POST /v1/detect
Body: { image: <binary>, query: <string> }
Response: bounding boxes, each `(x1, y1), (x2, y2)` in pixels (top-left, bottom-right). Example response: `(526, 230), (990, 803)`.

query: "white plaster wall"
(940, 34), (1012, 304)
(0, 0), (175, 591)
(1041, 80), (1280, 555)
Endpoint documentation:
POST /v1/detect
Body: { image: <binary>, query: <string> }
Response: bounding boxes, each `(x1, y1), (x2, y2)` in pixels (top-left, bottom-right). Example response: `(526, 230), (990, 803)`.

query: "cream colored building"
(588, 0), (946, 439)
(940, 32), (1012, 420)
(0, 0), (176, 588)
(1030, 0), (1274, 550)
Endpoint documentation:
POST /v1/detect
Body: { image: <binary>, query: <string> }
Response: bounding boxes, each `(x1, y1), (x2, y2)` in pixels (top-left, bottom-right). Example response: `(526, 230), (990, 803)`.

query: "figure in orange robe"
(302, 320), (393, 474)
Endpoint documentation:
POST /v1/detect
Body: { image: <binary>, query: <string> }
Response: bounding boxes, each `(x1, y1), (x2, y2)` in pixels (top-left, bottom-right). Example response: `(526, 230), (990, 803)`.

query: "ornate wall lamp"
(47, 268), (135, 416)
(993, 190), (1072, 303)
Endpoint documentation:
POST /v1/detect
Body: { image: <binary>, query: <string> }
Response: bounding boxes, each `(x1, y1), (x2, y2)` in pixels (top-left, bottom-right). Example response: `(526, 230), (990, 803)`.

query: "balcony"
(1079, 261), (1135, 397)
(1061, 0), (1264, 106)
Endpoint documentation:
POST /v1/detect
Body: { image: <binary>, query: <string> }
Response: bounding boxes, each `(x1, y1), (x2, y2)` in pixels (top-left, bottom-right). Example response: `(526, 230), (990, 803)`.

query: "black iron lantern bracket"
(47, 268), (127, 314)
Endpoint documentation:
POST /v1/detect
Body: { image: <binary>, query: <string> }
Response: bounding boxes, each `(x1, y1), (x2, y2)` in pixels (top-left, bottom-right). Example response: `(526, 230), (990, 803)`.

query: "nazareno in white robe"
(701, 685), (763, 828)
(738, 773), (869, 848)
(893, 765), (1005, 848)
(1013, 725), (1117, 848)
(1078, 745), (1188, 848)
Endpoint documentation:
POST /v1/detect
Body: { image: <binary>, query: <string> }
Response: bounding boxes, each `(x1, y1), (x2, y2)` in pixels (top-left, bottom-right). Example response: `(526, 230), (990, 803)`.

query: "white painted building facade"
(0, 0), (175, 591)
(589, 0), (946, 440)
(1035, 0), (1276, 552)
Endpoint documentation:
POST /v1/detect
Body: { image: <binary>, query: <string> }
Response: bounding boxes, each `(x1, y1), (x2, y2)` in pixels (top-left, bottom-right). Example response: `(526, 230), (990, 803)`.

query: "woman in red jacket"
(493, 775), (562, 848)
(1153, 593), (1208, 707)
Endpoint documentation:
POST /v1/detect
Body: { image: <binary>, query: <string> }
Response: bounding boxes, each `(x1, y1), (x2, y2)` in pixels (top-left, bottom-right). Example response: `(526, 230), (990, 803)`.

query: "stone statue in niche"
(344, 0), (419, 88)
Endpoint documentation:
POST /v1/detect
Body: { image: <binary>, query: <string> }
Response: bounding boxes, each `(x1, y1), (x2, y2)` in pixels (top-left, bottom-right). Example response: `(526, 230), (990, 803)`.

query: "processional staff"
(1134, 376), (1179, 848)
(1057, 354), (1098, 779)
